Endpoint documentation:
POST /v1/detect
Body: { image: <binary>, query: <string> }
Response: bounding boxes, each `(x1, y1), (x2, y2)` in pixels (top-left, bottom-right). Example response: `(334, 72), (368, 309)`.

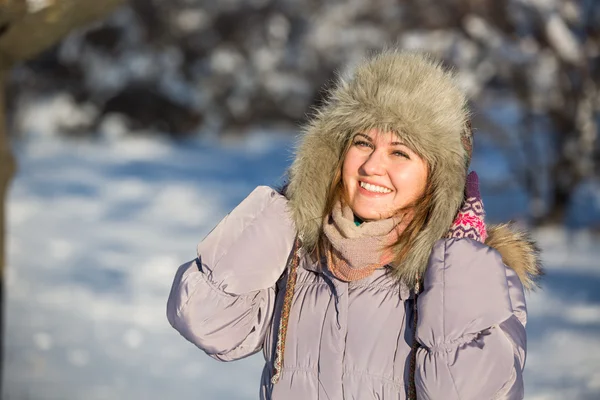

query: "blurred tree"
(453, 0), (599, 225)
(3, 0), (598, 225)
(379, 0), (599, 225)
(0, 0), (124, 392)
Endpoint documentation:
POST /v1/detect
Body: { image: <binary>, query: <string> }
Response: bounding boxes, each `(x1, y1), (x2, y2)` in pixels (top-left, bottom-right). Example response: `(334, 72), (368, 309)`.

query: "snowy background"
(2, 0), (600, 399)
(4, 131), (600, 400)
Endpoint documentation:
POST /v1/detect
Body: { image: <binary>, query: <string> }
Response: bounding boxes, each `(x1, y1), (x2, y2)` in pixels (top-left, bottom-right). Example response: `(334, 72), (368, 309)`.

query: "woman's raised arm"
(166, 186), (296, 361)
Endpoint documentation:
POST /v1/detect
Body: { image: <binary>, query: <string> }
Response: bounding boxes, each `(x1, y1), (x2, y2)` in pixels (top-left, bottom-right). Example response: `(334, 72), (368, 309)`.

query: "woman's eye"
(353, 140), (372, 148)
(393, 150), (410, 159)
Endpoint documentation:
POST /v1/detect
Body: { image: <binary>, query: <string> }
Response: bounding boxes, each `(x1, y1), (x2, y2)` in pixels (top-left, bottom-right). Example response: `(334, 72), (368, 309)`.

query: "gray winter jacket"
(167, 186), (533, 399)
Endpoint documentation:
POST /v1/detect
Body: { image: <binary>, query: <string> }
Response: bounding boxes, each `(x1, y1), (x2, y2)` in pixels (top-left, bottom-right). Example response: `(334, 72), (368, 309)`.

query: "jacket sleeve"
(166, 186), (296, 361)
(415, 238), (527, 400)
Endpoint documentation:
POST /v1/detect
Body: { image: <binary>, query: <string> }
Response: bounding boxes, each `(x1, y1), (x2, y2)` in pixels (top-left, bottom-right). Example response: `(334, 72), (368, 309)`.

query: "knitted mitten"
(446, 171), (487, 243)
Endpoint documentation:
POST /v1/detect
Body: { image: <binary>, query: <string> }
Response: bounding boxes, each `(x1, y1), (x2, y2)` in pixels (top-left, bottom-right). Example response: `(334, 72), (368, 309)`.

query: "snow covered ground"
(4, 134), (600, 399)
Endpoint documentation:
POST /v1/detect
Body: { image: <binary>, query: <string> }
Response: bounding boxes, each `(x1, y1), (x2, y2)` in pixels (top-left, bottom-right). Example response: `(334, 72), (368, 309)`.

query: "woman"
(167, 50), (542, 399)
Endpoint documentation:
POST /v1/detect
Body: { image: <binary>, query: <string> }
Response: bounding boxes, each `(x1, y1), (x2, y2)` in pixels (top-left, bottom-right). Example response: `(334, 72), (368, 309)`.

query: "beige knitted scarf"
(322, 201), (410, 281)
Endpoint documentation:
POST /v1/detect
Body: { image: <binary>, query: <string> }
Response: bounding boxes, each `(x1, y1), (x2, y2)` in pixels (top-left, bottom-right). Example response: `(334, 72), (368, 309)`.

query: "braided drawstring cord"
(408, 274), (421, 400)
(271, 236), (301, 385)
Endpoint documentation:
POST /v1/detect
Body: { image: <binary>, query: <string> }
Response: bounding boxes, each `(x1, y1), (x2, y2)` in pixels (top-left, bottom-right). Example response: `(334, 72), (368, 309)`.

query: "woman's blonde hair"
(314, 131), (435, 268)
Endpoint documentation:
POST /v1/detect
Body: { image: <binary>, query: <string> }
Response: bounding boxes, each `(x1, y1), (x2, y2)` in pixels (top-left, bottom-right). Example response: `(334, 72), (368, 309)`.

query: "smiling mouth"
(359, 181), (392, 194)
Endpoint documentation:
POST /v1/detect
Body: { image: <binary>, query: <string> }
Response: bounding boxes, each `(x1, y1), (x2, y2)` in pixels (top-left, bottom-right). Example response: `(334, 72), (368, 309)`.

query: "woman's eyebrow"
(354, 133), (372, 141)
(354, 133), (405, 146)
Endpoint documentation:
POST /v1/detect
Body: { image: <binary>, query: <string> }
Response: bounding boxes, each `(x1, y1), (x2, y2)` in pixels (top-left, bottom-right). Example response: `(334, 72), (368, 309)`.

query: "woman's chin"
(351, 205), (391, 221)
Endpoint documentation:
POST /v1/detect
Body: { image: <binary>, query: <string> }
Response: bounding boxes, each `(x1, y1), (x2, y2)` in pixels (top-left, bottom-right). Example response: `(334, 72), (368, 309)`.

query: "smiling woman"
(342, 129), (428, 221)
(167, 49), (543, 400)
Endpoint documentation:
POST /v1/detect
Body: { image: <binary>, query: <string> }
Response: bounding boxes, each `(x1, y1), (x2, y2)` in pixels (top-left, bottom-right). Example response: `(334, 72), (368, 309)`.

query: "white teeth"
(360, 182), (391, 193)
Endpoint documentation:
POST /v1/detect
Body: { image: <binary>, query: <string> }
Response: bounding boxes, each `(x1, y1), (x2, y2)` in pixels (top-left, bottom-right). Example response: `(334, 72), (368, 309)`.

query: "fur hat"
(285, 50), (472, 288)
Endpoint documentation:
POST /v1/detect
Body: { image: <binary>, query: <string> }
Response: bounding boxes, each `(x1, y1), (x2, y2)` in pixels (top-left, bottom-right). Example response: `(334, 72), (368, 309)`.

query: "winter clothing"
(446, 171), (487, 242)
(167, 187), (538, 399)
(167, 50), (542, 399)
(323, 201), (408, 282)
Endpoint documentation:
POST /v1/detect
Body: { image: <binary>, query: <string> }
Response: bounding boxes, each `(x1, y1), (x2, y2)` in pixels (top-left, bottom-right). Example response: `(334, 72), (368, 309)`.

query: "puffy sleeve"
(166, 186), (296, 361)
(415, 238), (527, 399)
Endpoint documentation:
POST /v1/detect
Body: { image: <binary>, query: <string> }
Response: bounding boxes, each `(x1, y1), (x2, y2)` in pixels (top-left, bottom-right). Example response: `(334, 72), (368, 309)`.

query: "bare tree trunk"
(0, 0), (125, 393)
(0, 0), (124, 64)
(0, 67), (16, 395)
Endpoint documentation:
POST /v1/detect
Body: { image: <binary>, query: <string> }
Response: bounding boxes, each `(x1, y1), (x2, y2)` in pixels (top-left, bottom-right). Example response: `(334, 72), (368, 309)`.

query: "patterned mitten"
(446, 171), (487, 243)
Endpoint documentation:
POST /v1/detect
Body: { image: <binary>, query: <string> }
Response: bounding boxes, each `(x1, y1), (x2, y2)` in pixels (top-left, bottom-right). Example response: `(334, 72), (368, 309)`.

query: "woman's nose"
(360, 150), (386, 176)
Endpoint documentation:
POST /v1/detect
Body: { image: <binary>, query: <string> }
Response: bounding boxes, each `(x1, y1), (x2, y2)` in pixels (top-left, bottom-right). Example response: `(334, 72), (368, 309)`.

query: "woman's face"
(342, 128), (428, 221)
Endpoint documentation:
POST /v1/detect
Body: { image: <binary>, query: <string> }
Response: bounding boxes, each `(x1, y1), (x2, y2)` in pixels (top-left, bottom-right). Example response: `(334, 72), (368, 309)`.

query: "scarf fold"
(322, 201), (409, 282)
